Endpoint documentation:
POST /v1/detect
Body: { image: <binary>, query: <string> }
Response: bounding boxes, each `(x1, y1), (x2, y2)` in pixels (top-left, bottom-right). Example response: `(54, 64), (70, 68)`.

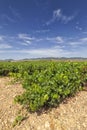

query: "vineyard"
(0, 60), (87, 112)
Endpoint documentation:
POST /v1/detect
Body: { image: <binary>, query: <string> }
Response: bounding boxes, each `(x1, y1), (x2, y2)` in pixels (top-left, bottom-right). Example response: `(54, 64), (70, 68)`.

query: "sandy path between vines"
(0, 77), (87, 130)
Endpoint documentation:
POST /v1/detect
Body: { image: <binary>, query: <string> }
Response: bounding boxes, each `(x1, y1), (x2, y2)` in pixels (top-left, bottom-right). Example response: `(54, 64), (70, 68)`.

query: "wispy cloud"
(0, 34), (87, 59)
(20, 42), (31, 46)
(75, 25), (83, 31)
(0, 43), (12, 49)
(0, 35), (4, 41)
(69, 41), (81, 46)
(0, 33), (87, 59)
(18, 33), (35, 45)
(1, 14), (16, 23)
(9, 6), (21, 20)
(0, 47), (70, 58)
(47, 36), (64, 43)
(68, 37), (87, 47)
(0, 35), (14, 49)
(46, 9), (75, 25)
(1, 47), (87, 59)
(80, 37), (87, 42)
(82, 31), (87, 34)
(55, 36), (64, 43)
(18, 34), (35, 40)
(18, 33), (43, 45)
(1, 6), (21, 24)
(35, 29), (50, 33)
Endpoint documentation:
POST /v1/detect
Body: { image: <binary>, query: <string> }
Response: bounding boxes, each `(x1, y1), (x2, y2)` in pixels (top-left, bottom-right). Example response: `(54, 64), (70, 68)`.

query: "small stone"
(45, 121), (50, 128)
(37, 126), (41, 130)
(10, 117), (15, 123)
(83, 123), (86, 127)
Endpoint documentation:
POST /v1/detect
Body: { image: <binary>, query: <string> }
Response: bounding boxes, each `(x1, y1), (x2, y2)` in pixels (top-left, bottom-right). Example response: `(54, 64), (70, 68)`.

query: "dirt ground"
(0, 77), (87, 130)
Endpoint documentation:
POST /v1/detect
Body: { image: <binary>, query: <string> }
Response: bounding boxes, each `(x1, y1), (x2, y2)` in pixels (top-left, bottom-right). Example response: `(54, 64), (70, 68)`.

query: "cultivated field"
(0, 60), (87, 130)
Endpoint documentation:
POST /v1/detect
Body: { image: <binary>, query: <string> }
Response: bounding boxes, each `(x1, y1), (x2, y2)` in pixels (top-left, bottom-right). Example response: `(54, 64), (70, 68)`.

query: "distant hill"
(0, 57), (87, 62)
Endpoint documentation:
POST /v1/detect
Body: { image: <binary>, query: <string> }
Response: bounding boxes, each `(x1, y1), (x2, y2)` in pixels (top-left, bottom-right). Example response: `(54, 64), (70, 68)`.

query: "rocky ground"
(0, 77), (87, 130)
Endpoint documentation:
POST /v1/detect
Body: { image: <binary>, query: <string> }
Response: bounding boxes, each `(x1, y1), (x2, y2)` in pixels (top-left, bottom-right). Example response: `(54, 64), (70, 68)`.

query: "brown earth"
(0, 77), (87, 130)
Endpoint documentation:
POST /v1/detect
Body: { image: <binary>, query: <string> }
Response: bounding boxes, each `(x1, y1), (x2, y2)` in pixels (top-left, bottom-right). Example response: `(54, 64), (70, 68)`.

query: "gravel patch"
(0, 77), (87, 130)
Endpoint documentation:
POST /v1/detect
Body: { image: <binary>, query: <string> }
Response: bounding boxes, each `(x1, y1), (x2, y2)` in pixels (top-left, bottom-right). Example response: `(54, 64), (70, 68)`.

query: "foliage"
(12, 115), (25, 127)
(0, 60), (87, 112)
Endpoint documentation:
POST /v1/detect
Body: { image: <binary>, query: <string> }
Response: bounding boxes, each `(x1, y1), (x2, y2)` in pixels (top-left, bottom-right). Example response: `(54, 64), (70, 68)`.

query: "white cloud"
(35, 38), (43, 42)
(0, 43), (12, 49)
(18, 34), (64, 45)
(80, 37), (87, 42)
(0, 41), (87, 59)
(75, 26), (82, 31)
(25, 40), (31, 44)
(18, 33), (65, 47)
(83, 31), (87, 34)
(55, 36), (64, 43)
(0, 34), (87, 59)
(0, 36), (4, 41)
(20, 42), (29, 46)
(18, 33), (35, 45)
(68, 41), (82, 48)
(18, 33), (35, 40)
(46, 9), (75, 25)
(0, 47), (70, 58)
(47, 36), (64, 43)
(18, 33), (43, 45)
(35, 29), (50, 33)
(68, 37), (87, 47)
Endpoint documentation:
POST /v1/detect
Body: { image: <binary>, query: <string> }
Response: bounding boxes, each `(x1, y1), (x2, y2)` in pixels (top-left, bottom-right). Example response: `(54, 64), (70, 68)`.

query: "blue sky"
(0, 0), (87, 59)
